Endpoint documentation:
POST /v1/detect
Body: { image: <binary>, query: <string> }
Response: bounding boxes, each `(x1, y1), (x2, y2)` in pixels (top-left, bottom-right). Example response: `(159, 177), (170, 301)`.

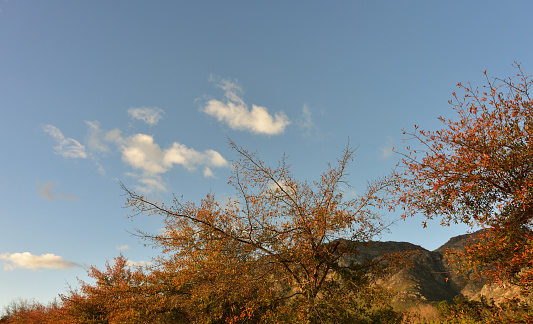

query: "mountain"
(342, 231), (521, 305)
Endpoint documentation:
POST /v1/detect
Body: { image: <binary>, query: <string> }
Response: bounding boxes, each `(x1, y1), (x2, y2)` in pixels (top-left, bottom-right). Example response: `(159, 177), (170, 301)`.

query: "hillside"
(344, 231), (522, 306)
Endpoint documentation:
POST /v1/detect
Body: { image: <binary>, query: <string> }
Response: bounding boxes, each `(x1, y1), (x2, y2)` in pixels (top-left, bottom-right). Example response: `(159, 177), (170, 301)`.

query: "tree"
(0, 298), (68, 324)
(60, 255), (186, 323)
(395, 63), (533, 292)
(122, 140), (398, 323)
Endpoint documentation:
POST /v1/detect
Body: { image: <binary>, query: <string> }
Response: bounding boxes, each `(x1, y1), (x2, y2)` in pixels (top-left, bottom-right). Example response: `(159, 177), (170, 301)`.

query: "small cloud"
(125, 260), (152, 268)
(202, 78), (290, 135)
(267, 180), (297, 197)
(57, 191), (80, 201)
(136, 176), (168, 193)
(84, 121), (113, 175)
(297, 105), (322, 140)
(128, 107), (165, 126)
(339, 185), (359, 200)
(379, 137), (394, 160)
(116, 245), (130, 251)
(43, 125), (87, 159)
(35, 179), (80, 202)
(0, 252), (80, 271)
(163, 143), (228, 171)
(203, 167), (214, 178)
(95, 162), (106, 175)
(104, 128), (124, 144)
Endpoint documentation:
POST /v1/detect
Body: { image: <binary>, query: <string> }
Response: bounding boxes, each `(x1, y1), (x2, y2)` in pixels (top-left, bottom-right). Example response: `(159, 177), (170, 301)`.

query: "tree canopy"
(396, 63), (533, 292)
(116, 141), (398, 323)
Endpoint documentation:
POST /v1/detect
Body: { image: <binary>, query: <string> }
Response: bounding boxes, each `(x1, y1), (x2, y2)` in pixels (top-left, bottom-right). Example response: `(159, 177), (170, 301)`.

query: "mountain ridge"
(348, 230), (521, 305)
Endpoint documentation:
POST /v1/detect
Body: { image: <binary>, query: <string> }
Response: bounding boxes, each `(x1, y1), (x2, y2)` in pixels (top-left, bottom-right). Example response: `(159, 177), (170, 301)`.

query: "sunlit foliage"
(119, 140), (398, 323)
(396, 63), (533, 293)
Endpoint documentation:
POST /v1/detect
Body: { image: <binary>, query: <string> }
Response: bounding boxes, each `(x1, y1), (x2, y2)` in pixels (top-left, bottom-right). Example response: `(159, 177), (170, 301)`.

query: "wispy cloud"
(379, 137), (394, 160)
(135, 175), (168, 193)
(116, 245), (130, 251)
(35, 179), (80, 202)
(95, 162), (106, 175)
(45, 108), (227, 194)
(128, 107), (165, 126)
(202, 78), (290, 135)
(125, 260), (152, 268)
(0, 252), (80, 271)
(43, 125), (87, 159)
(297, 105), (322, 140)
(86, 121), (111, 153)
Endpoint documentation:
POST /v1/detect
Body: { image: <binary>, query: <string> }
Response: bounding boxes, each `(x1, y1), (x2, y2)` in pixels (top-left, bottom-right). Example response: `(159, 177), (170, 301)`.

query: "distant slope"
(341, 230), (521, 305)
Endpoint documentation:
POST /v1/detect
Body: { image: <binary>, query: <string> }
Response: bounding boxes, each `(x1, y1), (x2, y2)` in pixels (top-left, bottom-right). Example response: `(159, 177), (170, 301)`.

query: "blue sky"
(1, 1), (532, 309)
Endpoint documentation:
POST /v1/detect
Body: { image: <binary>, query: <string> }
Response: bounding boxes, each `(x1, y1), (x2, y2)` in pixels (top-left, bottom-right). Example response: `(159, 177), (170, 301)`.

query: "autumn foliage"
(396, 63), (533, 293)
(117, 141), (398, 323)
(7, 65), (533, 323)
(2, 142), (401, 323)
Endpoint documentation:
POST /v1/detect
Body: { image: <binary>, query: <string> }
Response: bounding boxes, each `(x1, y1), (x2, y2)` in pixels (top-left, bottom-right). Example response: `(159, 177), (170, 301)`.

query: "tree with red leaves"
(396, 63), (533, 293)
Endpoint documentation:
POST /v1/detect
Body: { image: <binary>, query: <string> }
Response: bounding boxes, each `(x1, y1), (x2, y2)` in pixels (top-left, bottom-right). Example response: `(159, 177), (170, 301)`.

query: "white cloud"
(85, 121), (110, 153)
(136, 176), (168, 193)
(379, 137), (394, 160)
(202, 79), (290, 135)
(297, 105), (322, 140)
(121, 134), (168, 174)
(128, 107), (165, 126)
(267, 180), (297, 198)
(0, 252), (79, 271)
(114, 133), (228, 193)
(43, 125), (87, 159)
(299, 105), (314, 130)
(96, 162), (106, 175)
(380, 147), (393, 159)
(35, 179), (80, 202)
(116, 245), (130, 251)
(105, 128), (124, 143)
(203, 167), (214, 178)
(126, 260), (152, 268)
(84, 121), (112, 175)
(163, 144), (228, 171)
(205, 150), (228, 167)
(46, 117), (227, 194)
